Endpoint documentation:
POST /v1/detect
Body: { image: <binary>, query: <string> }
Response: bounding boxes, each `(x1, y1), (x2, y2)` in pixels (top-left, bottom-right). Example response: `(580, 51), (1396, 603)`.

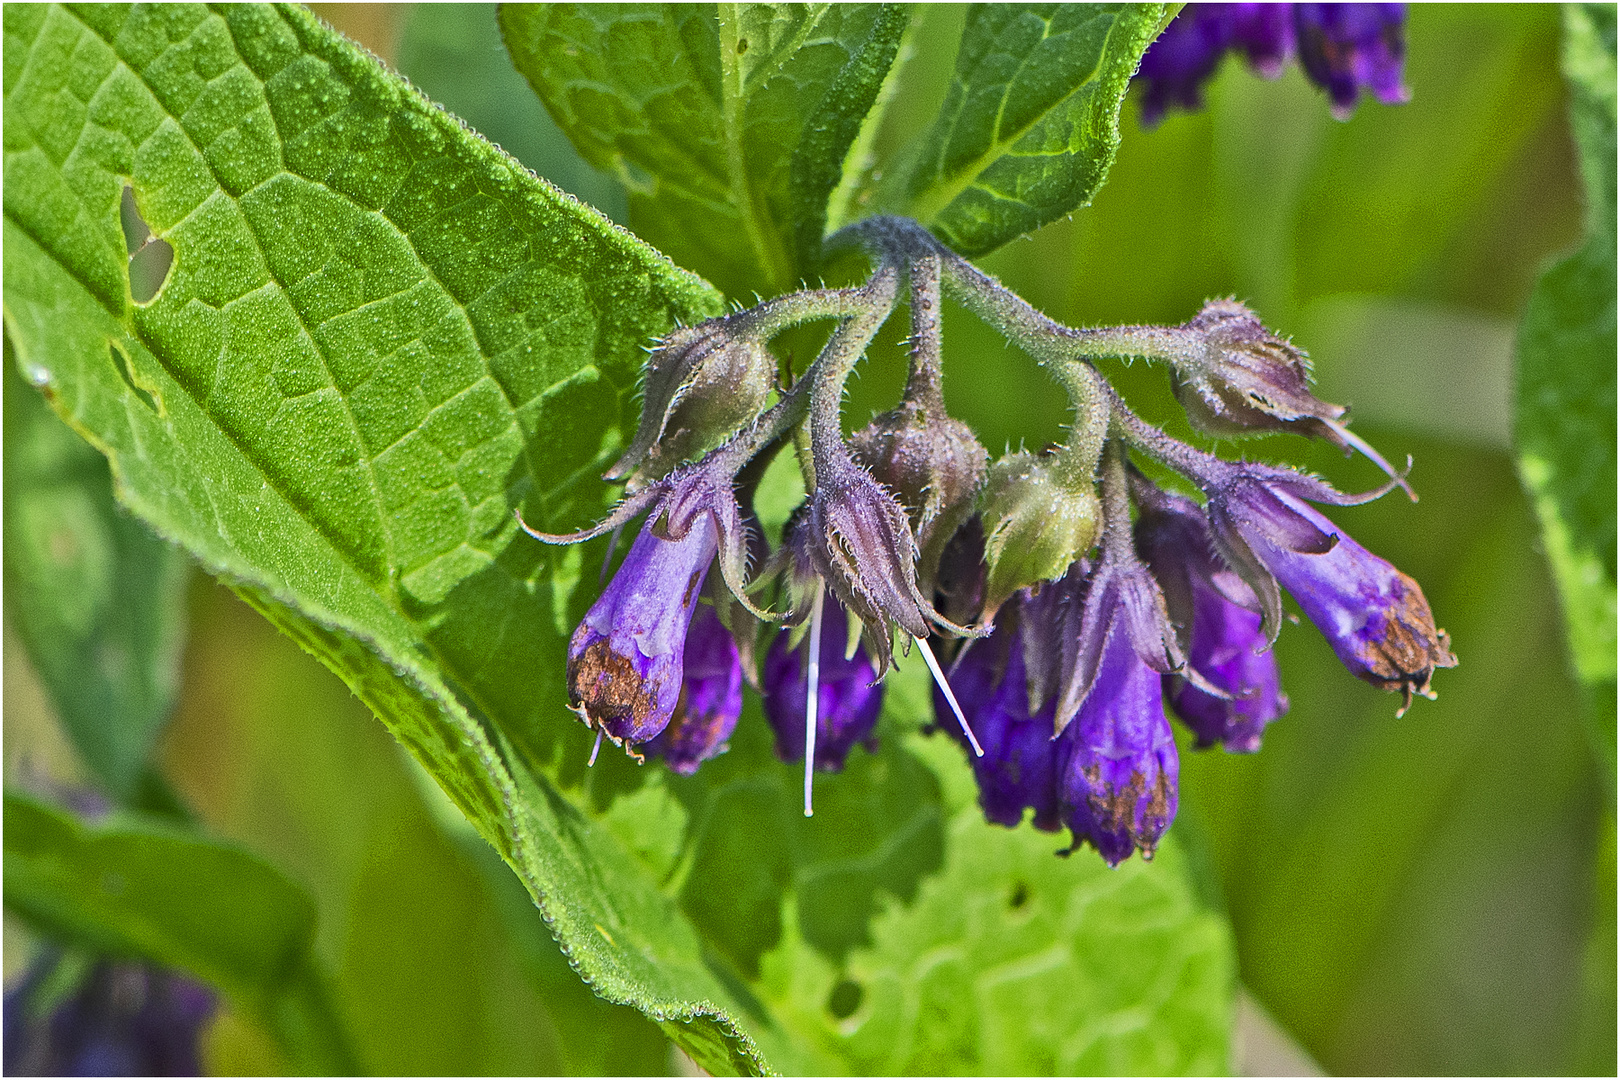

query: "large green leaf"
(3, 790), (354, 1074)
(2, 352), (188, 806)
(500, 3), (910, 299)
(393, 3), (628, 223)
(891, 4), (1171, 257)
(1515, 1), (1617, 786)
(0, 3), (781, 1071)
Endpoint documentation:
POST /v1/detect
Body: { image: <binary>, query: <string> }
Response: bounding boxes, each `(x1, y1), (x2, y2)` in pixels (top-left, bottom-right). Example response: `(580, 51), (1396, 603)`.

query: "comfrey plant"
(524, 215), (1456, 864)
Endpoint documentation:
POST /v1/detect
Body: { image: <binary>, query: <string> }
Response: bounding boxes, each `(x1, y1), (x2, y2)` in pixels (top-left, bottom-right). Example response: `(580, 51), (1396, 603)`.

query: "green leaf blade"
(502, 3), (908, 297)
(1514, 2), (1617, 787)
(3, 356), (189, 804)
(897, 3), (1169, 256)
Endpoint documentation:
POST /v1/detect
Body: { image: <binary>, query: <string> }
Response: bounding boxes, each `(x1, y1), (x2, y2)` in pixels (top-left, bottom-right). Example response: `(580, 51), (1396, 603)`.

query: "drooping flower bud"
(979, 451), (1101, 619)
(849, 400), (987, 591)
(1171, 299), (1347, 443)
(761, 594), (883, 770)
(607, 318), (776, 484)
(4, 957), (215, 1077)
(1295, 3), (1410, 120)
(1134, 478), (1287, 752)
(1199, 460), (1456, 713)
(643, 605), (744, 774)
(1056, 617), (1180, 866)
(935, 601), (1062, 832)
(1227, 3), (1296, 77)
(808, 453), (973, 674)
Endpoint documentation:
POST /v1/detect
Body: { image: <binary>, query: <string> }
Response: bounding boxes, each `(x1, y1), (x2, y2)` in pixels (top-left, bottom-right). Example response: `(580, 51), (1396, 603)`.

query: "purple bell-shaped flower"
(565, 512), (718, 750)
(1294, 3), (1411, 119)
(1201, 462), (1456, 713)
(1134, 478), (1288, 752)
(1056, 608), (1180, 866)
(643, 604), (745, 774)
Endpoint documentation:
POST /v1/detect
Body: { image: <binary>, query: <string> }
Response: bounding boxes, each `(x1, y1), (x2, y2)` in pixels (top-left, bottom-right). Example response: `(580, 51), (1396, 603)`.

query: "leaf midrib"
(904, 10), (1122, 226)
(715, 2), (795, 296)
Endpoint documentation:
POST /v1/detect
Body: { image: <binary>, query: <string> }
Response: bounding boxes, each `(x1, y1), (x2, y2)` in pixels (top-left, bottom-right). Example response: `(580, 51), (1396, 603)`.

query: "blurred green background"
(5, 3), (1612, 1075)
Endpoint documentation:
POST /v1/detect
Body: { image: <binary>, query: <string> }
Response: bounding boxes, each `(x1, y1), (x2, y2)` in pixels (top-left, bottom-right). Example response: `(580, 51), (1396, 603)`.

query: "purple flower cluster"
(4, 957), (215, 1076)
(1136, 3), (1410, 126)
(526, 216), (1454, 863)
(939, 448), (1454, 863)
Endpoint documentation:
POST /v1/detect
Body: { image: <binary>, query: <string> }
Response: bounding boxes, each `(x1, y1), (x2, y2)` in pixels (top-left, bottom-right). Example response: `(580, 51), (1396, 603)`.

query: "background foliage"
(4, 3), (1613, 1077)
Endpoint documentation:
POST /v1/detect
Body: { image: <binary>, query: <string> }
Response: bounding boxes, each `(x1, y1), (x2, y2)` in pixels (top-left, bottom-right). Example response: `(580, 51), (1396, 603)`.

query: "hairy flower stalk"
(526, 213), (1452, 863)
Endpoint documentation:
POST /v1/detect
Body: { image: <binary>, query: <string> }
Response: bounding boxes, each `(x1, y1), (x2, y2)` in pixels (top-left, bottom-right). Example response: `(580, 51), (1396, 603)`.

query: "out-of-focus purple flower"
(1228, 3), (1295, 77)
(1136, 5), (1233, 128)
(762, 595), (884, 770)
(934, 601), (1063, 832)
(567, 512), (718, 749)
(1135, 4), (1409, 126)
(643, 605), (744, 775)
(1134, 479), (1287, 752)
(5, 957), (215, 1077)
(1201, 462), (1455, 713)
(1295, 3), (1410, 119)
(1056, 614), (1180, 866)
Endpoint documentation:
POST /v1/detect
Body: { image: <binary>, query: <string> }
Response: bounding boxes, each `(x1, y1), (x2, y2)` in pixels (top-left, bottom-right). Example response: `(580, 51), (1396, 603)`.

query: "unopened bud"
(608, 320), (776, 482)
(1171, 299), (1346, 442)
(980, 451), (1100, 618)
(849, 400), (987, 589)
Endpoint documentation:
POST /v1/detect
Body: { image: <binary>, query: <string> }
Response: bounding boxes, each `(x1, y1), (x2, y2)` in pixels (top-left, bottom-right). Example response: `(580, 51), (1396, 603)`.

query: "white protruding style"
(804, 586), (826, 817)
(918, 635), (983, 757)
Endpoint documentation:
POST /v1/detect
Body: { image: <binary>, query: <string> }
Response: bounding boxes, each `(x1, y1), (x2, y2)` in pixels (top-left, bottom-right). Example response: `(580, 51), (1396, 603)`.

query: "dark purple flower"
(762, 595), (884, 771)
(1053, 535), (1188, 738)
(1056, 615), (1180, 866)
(1202, 463), (1455, 713)
(934, 603), (1062, 832)
(643, 605), (744, 774)
(1135, 4), (1409, 125)
(5, 958), (216, 1077)
(1137, 5), (1233, 128)
(1135, 480), (1287, 752)
(566, 511), (718, 749)
(1294, 3), (1410, 120)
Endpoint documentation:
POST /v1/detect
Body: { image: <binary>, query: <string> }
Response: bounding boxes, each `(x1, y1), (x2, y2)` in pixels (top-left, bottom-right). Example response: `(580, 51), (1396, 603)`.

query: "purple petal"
(1057, 625), (1180, 865)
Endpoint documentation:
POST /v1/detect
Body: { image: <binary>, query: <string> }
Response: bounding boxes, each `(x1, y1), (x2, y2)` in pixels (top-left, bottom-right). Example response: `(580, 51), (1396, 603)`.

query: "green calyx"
(979, 450), (1101, 617)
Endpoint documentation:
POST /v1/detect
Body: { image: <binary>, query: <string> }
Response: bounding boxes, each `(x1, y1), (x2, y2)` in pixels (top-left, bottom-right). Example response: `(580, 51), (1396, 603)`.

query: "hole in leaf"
(120, 185), (173, 305)
(109, 344), (159, 414)
(1009, 880), (1029, 909)
(119, 186), (151, 254)
(826, 979), (862, 1020)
